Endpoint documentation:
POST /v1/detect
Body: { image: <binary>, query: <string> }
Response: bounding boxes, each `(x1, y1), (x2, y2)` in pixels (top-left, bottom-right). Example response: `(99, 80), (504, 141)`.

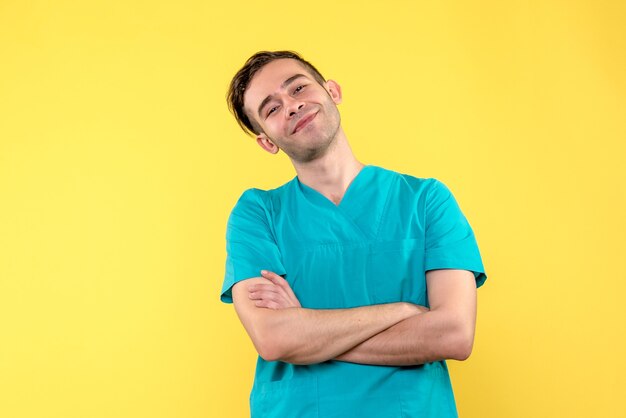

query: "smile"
(292, 112), (318, 134)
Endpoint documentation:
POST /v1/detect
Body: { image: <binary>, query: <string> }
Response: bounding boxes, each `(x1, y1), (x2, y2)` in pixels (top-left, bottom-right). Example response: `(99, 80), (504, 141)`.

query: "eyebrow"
(257, 74), (308, 118)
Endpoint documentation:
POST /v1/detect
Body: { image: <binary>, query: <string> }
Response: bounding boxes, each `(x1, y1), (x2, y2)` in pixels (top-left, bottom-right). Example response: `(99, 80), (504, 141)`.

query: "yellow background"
(1, 1), (625, 417)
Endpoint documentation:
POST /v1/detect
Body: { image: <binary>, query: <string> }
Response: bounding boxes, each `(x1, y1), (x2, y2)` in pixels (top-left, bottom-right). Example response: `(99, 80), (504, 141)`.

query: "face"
(243, 59), (343, 163)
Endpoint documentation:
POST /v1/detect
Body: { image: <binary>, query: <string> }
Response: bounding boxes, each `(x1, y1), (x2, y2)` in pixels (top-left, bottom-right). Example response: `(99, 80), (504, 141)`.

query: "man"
(220, 51), (487, 418)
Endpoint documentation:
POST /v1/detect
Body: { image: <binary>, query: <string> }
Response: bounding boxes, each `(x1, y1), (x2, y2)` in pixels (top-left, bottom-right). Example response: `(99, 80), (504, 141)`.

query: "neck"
(291, 129), (365, 205)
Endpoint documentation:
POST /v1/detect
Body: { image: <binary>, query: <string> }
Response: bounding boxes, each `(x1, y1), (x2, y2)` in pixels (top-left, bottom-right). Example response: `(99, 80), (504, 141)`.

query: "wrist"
(401, 302), (428, 316)
(395, 302), (417, 318)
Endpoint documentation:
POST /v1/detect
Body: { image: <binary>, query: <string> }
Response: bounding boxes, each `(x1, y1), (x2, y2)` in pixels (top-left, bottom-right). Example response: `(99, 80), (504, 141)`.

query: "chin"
(295, 142), (336, 163)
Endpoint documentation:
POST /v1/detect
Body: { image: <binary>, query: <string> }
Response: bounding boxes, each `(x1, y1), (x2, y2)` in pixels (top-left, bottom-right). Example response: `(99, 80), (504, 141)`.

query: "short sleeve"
(220, 189), (286, 303)
(424, 179), (487, 287)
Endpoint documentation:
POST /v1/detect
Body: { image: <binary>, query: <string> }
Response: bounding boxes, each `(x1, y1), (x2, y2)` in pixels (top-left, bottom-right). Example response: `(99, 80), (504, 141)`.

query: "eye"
(294, 85), (305, 94)
(267, 106), (278, 117)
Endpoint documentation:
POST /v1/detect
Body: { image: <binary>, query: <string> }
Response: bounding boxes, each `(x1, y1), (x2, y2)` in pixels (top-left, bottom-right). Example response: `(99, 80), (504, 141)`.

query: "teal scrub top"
(221, 165), (487, 418)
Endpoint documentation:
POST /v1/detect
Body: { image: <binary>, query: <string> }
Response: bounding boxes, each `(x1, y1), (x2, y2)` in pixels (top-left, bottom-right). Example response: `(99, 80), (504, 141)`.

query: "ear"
(325, 80), (342, 105)
(256, 133), (280, 154)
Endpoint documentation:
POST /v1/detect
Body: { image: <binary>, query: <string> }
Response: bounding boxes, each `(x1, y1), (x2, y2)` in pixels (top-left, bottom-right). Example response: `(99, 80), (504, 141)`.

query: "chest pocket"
(286, 243), (372, 309)
(367, 239), (426, 305)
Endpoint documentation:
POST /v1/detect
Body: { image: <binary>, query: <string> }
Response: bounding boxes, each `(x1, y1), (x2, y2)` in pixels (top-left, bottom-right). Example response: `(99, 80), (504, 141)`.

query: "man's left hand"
(247, 270), (302, 309)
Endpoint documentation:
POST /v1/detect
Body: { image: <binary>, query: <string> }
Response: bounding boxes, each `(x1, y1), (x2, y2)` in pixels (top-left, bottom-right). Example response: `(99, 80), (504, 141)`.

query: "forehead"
(243, 59), (315, 111)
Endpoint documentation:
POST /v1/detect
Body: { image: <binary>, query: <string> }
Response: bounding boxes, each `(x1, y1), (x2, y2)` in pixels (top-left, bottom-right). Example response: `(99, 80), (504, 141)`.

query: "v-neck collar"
(295, 165), (373, 209)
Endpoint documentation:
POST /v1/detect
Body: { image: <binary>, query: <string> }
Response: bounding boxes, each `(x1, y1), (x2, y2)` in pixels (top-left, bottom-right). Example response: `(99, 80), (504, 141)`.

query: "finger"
(261, 270), (300, 307)
(248, 290), (280, 301)
(248, 283), (280, 293)
(250, 283), (289, 304)
(266, 275), (298, 304)
(255, 300), (280, 310)
(261, 270), (284, 283)
(260, 271), (291, 296)
(261, 270), (286, 285)
(260, 270), (277, 280)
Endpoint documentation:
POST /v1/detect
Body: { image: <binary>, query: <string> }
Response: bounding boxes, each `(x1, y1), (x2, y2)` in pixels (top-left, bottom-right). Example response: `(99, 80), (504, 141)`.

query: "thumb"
(261, 270), (289, 287)
(261, 270), (281, 282)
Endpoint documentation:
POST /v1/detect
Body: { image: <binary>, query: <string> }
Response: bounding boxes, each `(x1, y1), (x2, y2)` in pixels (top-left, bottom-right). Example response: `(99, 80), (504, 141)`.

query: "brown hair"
(226, 51), (326, 135)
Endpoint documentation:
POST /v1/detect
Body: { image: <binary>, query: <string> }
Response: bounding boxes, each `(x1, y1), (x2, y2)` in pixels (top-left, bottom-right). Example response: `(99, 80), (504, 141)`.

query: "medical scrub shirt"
(221, 165), (487, 418)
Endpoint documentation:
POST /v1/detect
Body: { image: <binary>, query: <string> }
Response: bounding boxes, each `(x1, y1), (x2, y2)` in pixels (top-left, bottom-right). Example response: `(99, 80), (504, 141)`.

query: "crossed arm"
(231, 269), (477, 366)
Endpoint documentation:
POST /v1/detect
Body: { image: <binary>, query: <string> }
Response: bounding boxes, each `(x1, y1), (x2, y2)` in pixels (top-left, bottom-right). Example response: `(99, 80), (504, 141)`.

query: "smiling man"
(220, 51), (487, 418)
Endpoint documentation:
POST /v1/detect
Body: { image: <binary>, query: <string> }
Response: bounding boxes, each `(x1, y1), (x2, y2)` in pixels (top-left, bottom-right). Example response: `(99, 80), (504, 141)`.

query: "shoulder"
(229, 179), (296, 220)
(371, 165), (446, 196)
(229, 188), (266, 220)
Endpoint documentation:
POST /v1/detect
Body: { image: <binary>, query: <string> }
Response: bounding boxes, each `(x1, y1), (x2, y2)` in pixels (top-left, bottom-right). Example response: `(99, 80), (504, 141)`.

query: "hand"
(409, 303), (430, 315)
(247, 270), (302, 310)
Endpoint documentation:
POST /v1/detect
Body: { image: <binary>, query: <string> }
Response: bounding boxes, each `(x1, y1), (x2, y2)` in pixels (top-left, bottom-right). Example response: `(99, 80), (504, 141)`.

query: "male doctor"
(220, 51), (487, 418)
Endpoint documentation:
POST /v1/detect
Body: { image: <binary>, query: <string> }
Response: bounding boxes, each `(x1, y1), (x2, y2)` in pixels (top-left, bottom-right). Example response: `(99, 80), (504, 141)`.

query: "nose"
(286, 99), (305, 117)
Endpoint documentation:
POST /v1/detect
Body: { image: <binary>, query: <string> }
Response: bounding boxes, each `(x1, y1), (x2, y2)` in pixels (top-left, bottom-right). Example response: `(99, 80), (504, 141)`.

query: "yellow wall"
(1, 1), (624, 417)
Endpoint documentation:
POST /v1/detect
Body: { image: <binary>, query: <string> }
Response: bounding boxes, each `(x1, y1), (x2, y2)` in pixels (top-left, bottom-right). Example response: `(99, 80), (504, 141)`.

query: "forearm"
(237, 269), (476, 366)
(234, 276), (424, 365)
(334, 270), (478, 366)
(334, 308), (474, 366)
(251, 302), (420, 365)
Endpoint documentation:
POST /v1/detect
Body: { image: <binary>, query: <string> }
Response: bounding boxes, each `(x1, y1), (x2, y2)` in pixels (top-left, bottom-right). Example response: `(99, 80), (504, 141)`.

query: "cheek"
(266, 119), (283, 133)
(262, 120), (286, 139)
(268, 117), (289, 135)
